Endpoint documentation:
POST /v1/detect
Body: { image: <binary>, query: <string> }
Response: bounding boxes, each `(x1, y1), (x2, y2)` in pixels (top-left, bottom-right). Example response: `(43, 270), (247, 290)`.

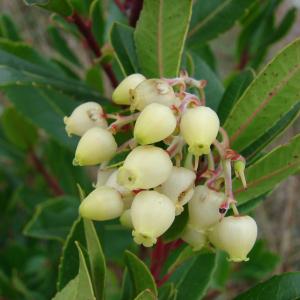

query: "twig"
(69, 12), (118, 88)
(29, 151), (64, 196)
(150, 239), (183, 286)
(129, 0), (143, 27)
(114, 0), (127, 14)
(236, 49), (249, 71)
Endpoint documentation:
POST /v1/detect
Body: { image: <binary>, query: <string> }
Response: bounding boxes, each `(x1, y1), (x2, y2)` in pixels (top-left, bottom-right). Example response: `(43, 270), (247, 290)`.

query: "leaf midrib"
(229, 62), (300, 144)
(157, 0), (164, 76)
(235, 159), (300, 195)
(188, 0), (232, 38)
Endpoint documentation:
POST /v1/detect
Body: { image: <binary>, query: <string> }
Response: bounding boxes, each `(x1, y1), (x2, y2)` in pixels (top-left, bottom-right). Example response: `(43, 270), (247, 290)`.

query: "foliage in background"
(0, 0), (299, 299)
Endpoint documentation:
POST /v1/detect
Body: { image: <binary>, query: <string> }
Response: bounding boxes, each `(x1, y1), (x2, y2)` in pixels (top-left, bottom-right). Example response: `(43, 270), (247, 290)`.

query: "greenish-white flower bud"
(106, 170), (134, 208)
(157, 167), (195, 215)
(180, 107), (220, 156)
(188, 185), (225, 230)
(64, 102), (107, 137)
(94, 168), (116, 187)
(112, 74), (146, 105)
(131, 191), (175, 247)
(130, 79), (178, 111)
(120, 209), (133, 228)
(117, 146), (173, 190)
(106, 170), (132, 196)
(79, 186), (124, 221)
(74, 127), (117, 166)
(134, 103), (177, 145)
(181, 224), (207, 251)
(208, 216), (257, 262)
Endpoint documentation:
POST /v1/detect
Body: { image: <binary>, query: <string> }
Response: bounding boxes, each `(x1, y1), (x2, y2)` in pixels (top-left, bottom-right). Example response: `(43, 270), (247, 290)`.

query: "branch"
(29, 151), (64, 196)
(114, 0), (127, 14)
(129, 0), (143, 27)
(150, 238), (183, 286)
(69, 12), (118, 88)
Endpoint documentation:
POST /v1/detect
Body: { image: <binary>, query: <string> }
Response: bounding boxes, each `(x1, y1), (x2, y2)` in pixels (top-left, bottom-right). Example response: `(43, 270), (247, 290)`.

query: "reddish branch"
(29, 151), (64, 196)
(150, 238), (183, 286)
(129, 0), (143, 27)
(68, 12), (118, 88)
(236, 49), (250, 71)
(114, 0), (127, 14)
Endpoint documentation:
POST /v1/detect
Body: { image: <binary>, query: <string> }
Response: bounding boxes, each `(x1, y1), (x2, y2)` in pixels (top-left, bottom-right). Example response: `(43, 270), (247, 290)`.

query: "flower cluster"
(64, 72), (257, 262)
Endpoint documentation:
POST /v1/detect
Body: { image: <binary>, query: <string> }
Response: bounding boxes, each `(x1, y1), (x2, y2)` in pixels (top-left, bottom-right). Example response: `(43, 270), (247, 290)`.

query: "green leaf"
(90, 0), (105, 46)
(188, 0), (254, 46)
(234, 272), (300, 300)
(0, 15), (21, 41)
(158, 283), (177, 300)
(0, 65), (100, 100)
(134, 0), (193, 77)
(163, 207), (188, 242)
(187, 51), (224, 111)
(70, 0), (93, 16)
(134, 289), (156, 300)
(210, 251), (230, 290)
(23, 0), (72, 16)
(3, 86), (78, 150)
(1, 106), (38, 150)
(85, 65), (104, 94)
(83, 219), (106, 300)
(52, 276), (79, 300)
(124, 250), (157, 298)
(57, 218), (85, 290)
(47, 26), (81, 66)
(236, 192), (271, 214)
(54, 242), (96, 300)
(236, 240), (280, 281)
(269, 8), (297, 44)
(233, 134), (300, 205)
(0, 39), (62, 73)
(0, 48), (101, 100)
(218, 69), (255, 124)
(110, 22), (139, 76)
(176, 252), (216, 300)
(23, 196), (78, 241)
(120, 269), (133, 300)
(44, 141), (91, 195)
(242, 102), (300, 162)
(224, 38), (300, 152)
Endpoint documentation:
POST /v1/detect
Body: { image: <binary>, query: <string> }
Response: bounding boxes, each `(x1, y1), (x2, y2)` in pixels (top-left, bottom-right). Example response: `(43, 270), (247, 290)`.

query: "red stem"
(29, 151), (64, 196)
(150, 238), (183, 286)
(114, 0), (127, 14)
(69, 12), (118, 88)
(129, 0), (143, 27)
(236, 49), (249, 71)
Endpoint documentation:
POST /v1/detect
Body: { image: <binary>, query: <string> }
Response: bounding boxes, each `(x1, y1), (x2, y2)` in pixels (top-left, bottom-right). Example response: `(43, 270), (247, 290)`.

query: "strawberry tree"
(0, 1), (299, 300)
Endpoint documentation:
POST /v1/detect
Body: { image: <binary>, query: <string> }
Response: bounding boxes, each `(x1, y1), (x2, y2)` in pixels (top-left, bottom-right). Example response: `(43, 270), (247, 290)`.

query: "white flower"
(106, 169), (134, 208)
(180, 107), (219, 156)
(131, 191), (175, 247)
(134, 103), (177, 145)
(106, 169), (132, 196)
(64, 102), (107, 136)
(188, 185), (225, 230)
(130, 79), (179, 111)
(181, 224), (207, 251)
(74, 127), (117, 166)
(120, 209), (133, 228)
(112, 73), (146, 105)
(79, 186), (124, 221)
(117, 145), (173, 190)
(208, 215), (257, 262)
(157, 166), (195, 215)
(94, 168), (116, 187)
